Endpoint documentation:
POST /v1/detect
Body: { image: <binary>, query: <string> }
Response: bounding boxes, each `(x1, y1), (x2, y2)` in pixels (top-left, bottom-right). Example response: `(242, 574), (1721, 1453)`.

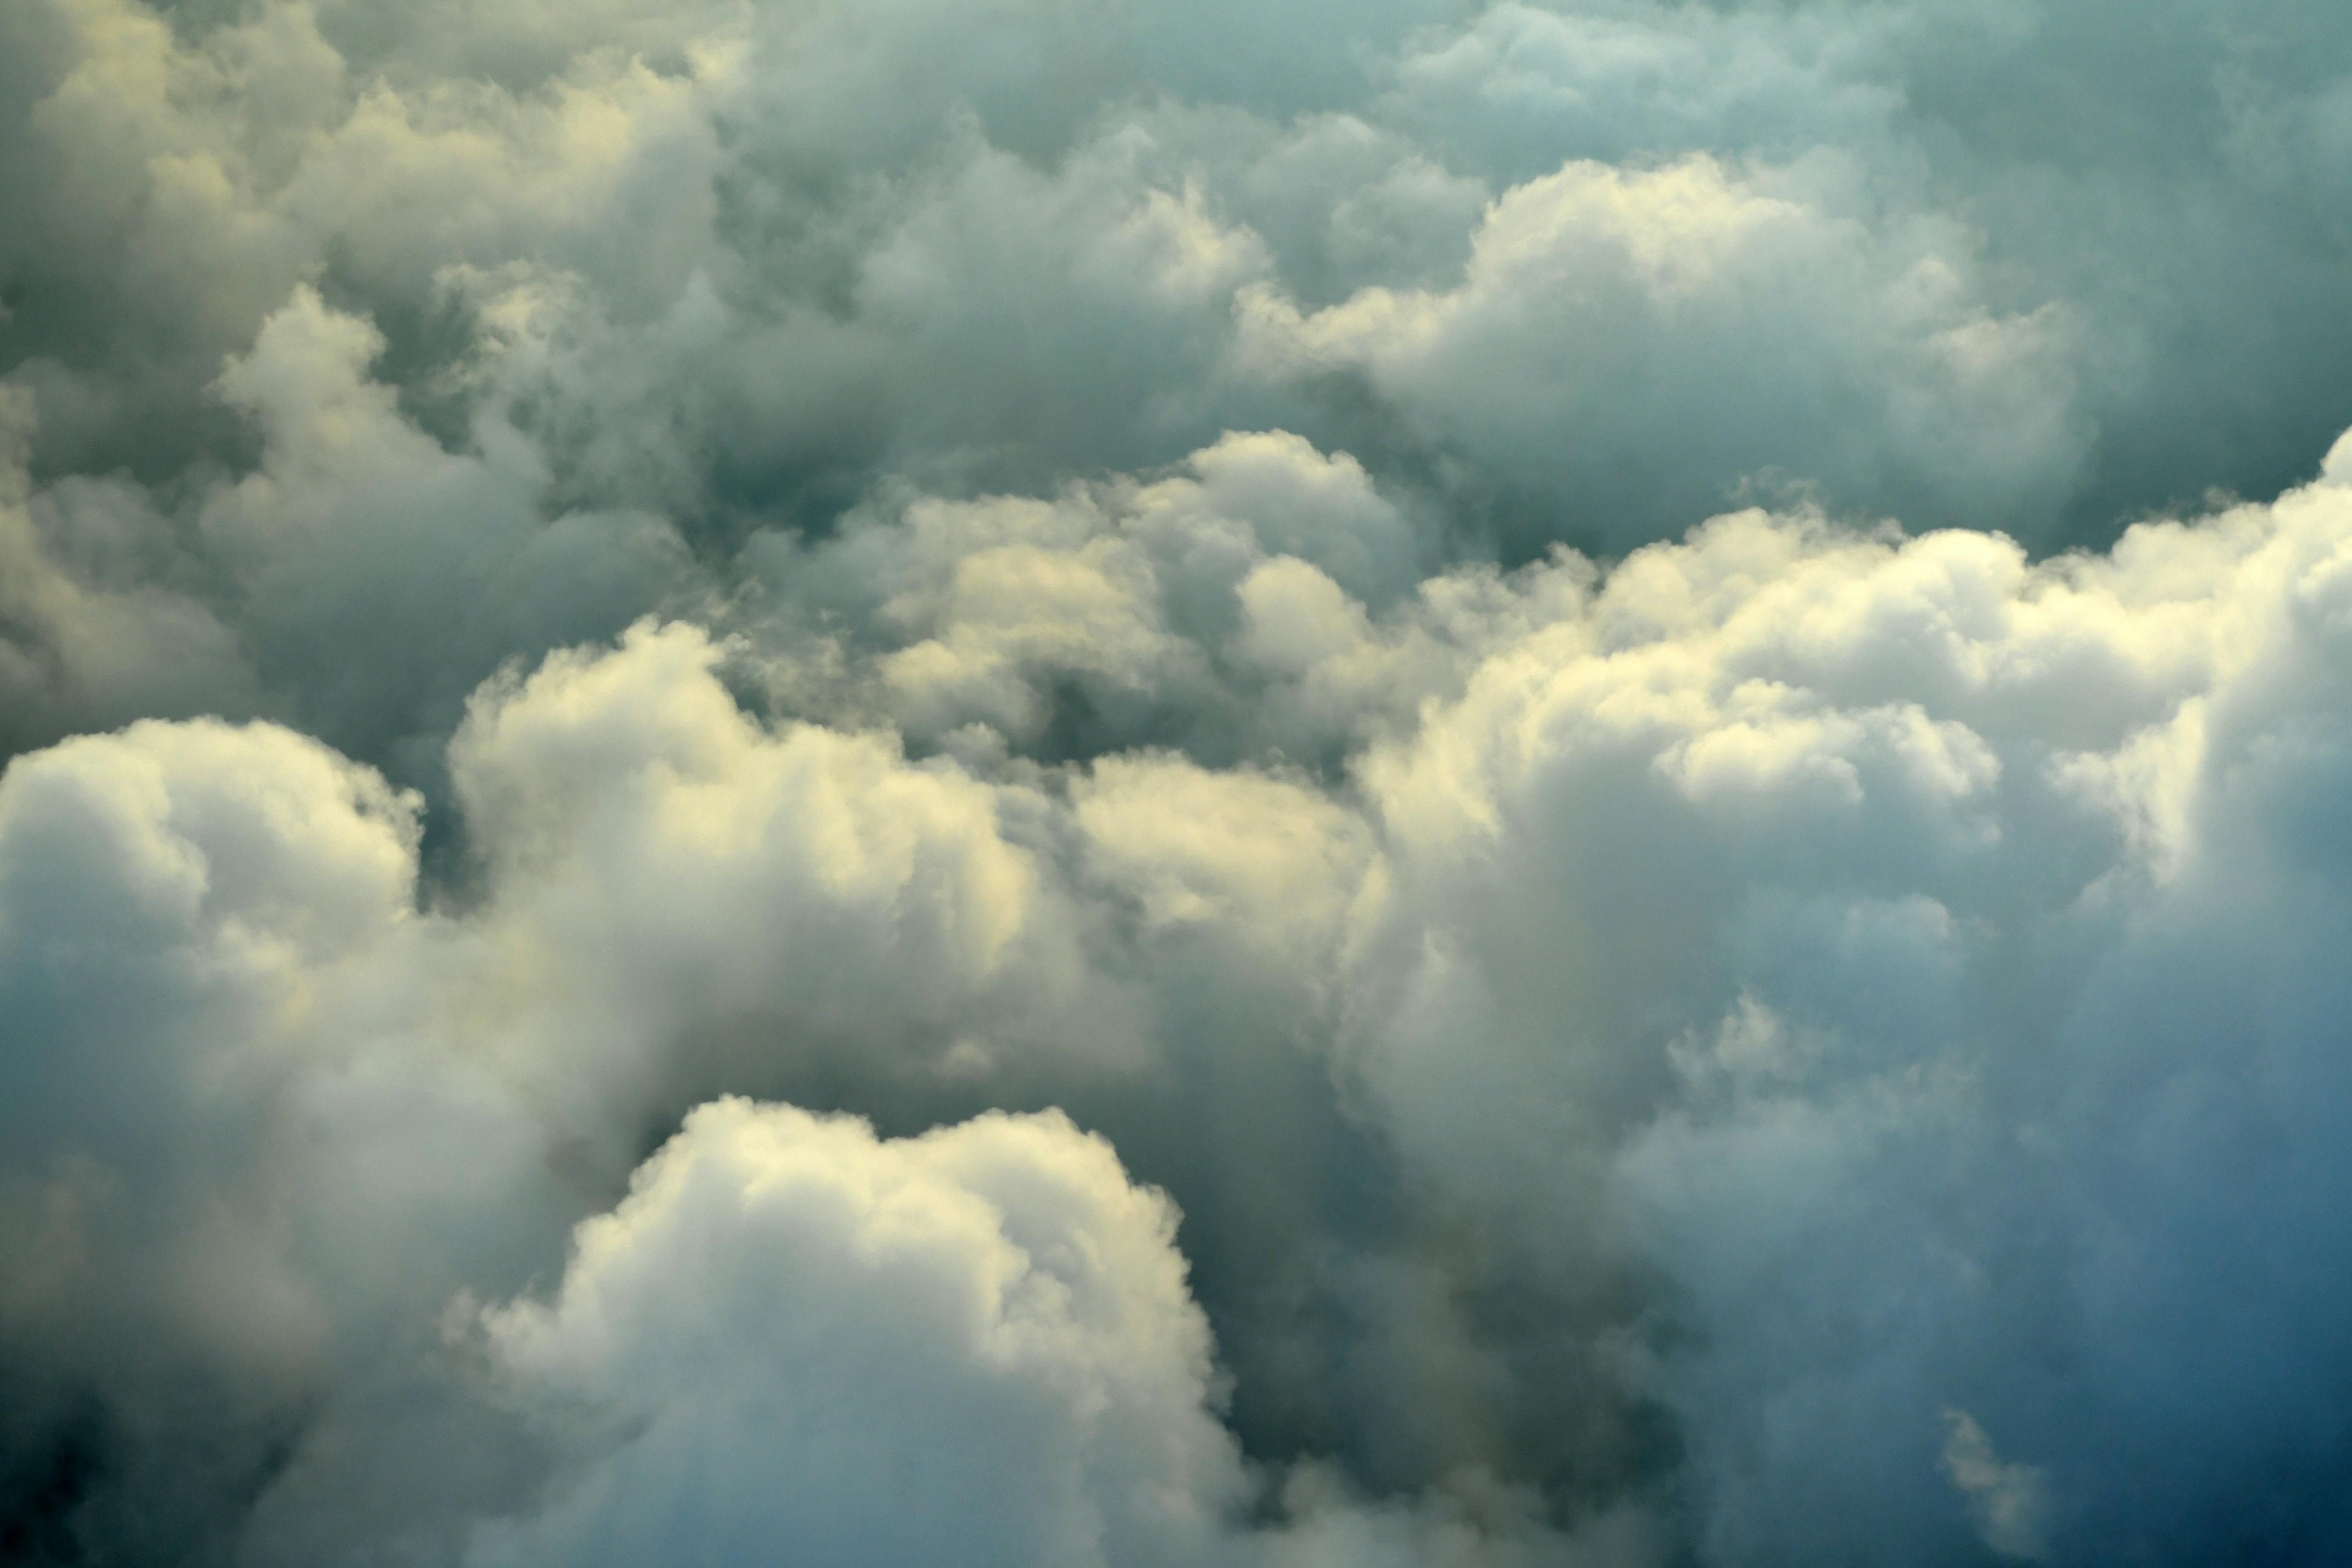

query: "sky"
(5, 0), (2352, 1563)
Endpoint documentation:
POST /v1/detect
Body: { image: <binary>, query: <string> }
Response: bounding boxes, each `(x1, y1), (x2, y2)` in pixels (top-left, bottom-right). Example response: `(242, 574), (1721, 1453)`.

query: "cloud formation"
(9, 0), (2352, 1563)
(465, 1100), (1245, 1568)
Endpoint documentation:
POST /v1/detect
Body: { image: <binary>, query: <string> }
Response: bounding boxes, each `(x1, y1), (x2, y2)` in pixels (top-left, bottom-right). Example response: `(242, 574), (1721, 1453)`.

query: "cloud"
(0, 384), (258, 757)
(1339, 450), (2352, 1563)
(462, 1098), (1248, 1568)
(1941, 1411), (2051, 1561)
(0, 707), (562, 1565)
(5, 428), (2352, 1559)
(464, 1096), (1660, 1568)
(12, 0), (2352, 1563)
(1237, 152), (2087, 546)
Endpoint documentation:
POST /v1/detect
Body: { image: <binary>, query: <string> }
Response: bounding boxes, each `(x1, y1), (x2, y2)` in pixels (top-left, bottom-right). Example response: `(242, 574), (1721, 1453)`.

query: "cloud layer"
(8, 0), (2352, 1563)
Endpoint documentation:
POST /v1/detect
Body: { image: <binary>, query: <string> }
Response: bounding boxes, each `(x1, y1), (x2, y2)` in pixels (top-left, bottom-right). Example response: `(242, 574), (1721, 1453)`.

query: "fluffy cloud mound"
(1238, 154), (2085, 544)
(464, 1099), (1662, 1568)
(1342, 455), (2352, 1563)
(0, 711), (555, 1566)
(11, 0), (2352, 1563)
(463, 1100), (1247, 1568)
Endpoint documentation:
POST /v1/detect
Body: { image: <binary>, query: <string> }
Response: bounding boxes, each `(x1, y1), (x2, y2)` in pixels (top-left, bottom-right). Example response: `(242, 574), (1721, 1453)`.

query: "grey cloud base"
(9, 0), (2352, 1563)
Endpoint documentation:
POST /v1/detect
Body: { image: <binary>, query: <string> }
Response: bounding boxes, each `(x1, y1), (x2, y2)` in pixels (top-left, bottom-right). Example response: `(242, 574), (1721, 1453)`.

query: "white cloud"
(13, 0), (2352, 1560)
(1339, 437), (2352, 1563)
(464, 1098), (1248, 1568)
(1237, 153), (2086, 543)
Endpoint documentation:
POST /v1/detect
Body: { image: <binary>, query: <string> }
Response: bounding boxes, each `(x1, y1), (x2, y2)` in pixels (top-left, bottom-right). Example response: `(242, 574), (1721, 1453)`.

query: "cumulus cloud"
(11, 0), (2352, 1564)
(1339, 457), (2352, 1563)
(1237, 152), (2087, 547)
(463, 1098), (1249, 1568)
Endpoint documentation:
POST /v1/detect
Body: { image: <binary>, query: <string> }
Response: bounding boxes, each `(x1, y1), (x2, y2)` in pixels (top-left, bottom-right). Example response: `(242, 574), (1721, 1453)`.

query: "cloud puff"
(1339, 448), (2352, 1563)
(1941, 1411), (2050, 1562)
(0, 708), (560, 1565)
(1238, 153), (2086, 546)
(464, 1098), (1247, 1568)
(465, 1096), (1656, 1568)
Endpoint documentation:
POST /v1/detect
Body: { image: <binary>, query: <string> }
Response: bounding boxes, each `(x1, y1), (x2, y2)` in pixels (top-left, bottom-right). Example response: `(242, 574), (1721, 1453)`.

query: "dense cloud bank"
(8, 0), (2352, 1563)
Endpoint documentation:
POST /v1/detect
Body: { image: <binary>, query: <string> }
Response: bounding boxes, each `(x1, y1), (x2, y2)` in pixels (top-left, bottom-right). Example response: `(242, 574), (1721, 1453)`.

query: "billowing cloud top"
(6, 0), (2352, 1563)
